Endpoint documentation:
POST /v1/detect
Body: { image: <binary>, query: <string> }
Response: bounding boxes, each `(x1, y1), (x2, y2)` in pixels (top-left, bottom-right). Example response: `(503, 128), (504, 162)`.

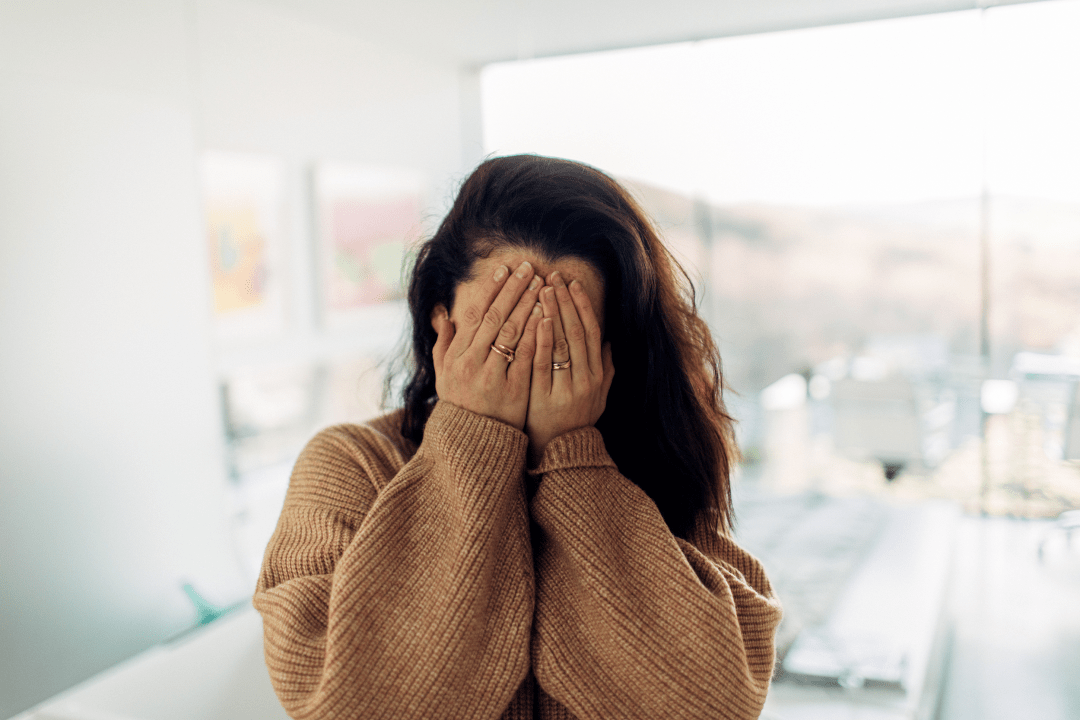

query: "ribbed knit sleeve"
(528, 427), (782, 720)
(253, 401), (534, 720)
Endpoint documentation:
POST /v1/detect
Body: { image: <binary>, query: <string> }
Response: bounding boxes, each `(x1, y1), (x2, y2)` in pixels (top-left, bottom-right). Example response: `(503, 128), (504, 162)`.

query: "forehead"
(470, 247), (605, 293)
(455, 246), (607, 326)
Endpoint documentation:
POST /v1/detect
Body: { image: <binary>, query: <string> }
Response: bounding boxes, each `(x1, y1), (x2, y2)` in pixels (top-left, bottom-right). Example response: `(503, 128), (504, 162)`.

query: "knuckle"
(587, 324), (602, 343)
(463, 306), (483, 326)
(499, 319), (519, 340)
(483, 305), (504, 328)
(554, 339), (569, 356)
(567, 324), (586, 342)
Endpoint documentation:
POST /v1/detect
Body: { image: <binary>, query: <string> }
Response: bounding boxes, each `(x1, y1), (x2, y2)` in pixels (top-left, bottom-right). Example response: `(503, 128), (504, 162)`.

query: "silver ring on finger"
(552, 359), (571, 371)
(490, 343), (515, 362)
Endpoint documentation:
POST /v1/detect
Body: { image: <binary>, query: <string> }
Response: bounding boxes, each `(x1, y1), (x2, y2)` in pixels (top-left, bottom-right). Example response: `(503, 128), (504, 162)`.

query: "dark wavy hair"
(400, 155), (737, 537)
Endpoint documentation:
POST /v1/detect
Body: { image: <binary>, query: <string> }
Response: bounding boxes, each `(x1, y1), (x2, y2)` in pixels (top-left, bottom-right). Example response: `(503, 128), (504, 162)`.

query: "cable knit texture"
(254, 401), (782, 720)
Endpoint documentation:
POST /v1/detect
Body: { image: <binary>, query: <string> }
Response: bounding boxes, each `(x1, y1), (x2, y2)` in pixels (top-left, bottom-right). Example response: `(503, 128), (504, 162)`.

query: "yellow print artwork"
(207, 202), (268, 315)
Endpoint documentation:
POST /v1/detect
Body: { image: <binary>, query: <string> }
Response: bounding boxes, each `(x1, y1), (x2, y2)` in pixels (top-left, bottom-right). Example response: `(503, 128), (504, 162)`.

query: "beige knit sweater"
(254, 400), (782, 720)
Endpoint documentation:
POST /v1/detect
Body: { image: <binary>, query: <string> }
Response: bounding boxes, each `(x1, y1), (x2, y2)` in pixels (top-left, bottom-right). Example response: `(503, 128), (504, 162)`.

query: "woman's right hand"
(431, 261), (544, 430)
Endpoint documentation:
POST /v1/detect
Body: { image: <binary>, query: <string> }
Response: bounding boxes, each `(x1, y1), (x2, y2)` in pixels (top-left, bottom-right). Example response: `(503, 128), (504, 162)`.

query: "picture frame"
(200, 151), (287, 342)
(312, 161), (426, 329)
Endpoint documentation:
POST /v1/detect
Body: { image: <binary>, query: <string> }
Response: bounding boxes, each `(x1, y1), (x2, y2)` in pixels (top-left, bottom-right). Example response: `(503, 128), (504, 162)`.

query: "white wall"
(0, 1), (477, 715)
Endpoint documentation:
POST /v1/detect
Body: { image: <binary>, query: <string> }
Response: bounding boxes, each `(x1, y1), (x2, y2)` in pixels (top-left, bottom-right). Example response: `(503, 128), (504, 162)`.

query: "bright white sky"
(482, 0), (1080, 206)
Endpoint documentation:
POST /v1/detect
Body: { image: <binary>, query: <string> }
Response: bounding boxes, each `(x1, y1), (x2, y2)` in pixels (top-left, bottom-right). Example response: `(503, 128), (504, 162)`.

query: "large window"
(482, 1), (1080, 510)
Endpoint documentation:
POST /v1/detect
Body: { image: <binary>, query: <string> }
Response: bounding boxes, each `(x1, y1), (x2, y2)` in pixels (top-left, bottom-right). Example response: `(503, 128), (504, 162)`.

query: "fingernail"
(550, 271), (562, 285)
(528, 275), (540, 291)
(570, 279), (582, 293)
(493, 265), (508, 281)
(543, 286), (555, 298)
(531, 304), (541, 317)
(515, 261), (532, 278)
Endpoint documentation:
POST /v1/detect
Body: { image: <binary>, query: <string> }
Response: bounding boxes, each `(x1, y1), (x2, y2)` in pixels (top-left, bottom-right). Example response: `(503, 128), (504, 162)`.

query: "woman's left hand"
(526, 271), (615, 465)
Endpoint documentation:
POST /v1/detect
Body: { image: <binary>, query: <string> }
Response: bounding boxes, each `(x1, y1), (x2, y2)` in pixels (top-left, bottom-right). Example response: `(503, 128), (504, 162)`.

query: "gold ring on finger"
(552, 359), (571, 371)
(490, 343), (515, 362)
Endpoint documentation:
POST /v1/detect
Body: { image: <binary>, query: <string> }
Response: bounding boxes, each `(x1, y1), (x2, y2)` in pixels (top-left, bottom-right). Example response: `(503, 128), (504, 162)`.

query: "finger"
(510, 303), (543, 386)
(471, 260), (536, 362)
(550, 271), (588, 380)
(494, 272), (543, 352)
(452, 263), (512, 357)
(532, 316), (554, 398)
(540, 284), (569, 363)
(568, 279), (603, 377)
(432, 307), (454, 375)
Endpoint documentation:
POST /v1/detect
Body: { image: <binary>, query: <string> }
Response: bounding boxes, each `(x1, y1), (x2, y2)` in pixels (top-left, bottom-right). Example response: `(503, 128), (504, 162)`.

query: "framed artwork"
(200, 151), (287, 341)
(313, 162), (426, 327)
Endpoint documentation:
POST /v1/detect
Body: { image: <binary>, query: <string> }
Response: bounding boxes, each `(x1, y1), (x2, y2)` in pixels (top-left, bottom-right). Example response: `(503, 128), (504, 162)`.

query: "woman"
(254, 155), (781, 720)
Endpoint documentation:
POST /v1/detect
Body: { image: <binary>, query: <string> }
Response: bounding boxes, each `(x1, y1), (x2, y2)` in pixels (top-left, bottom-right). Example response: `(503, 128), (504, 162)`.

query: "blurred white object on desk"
(9, 606), (287, 720)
